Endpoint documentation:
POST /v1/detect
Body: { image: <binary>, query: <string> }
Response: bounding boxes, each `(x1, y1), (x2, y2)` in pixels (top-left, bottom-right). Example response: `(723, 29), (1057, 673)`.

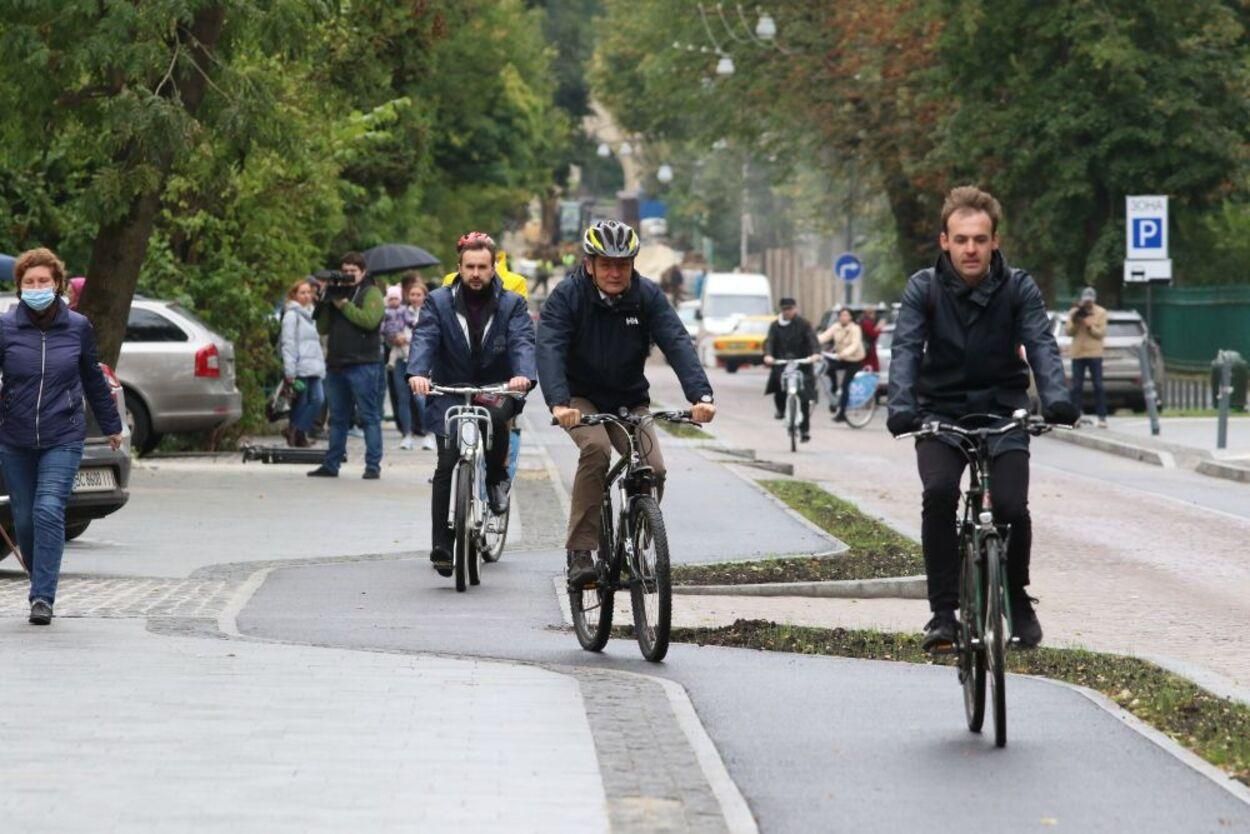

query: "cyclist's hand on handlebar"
(809, 354), (822, 362)
(690, 402), (716, 424)
(507, 376), (531, 393)
(887, 410), (921, 437)
(763, 355), (775, 366)
(552, 405), (582, 429)
(409, 375), (431, 396)
(1043, 400), (1080, 426)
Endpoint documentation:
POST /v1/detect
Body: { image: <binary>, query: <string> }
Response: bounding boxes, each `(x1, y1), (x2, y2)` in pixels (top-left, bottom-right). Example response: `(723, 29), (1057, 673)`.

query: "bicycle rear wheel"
(843, 372), (879, 428)
(480, 504), (509, 563)
(843, 397), (877, 428)
(571, 494), (615, 652)
(454, 460), (473, 592)
(959, 539), (986, 733)
(630, 496), (672, 662)
(984, 536), (1008, 747)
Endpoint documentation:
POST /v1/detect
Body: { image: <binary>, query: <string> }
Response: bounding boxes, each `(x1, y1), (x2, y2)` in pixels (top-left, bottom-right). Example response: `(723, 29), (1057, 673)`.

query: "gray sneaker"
(29, 599), (52, 626)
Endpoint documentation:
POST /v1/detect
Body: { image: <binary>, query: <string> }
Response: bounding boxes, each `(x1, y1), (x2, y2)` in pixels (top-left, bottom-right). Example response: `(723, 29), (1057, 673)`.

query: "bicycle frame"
(433, 384), (522, 538)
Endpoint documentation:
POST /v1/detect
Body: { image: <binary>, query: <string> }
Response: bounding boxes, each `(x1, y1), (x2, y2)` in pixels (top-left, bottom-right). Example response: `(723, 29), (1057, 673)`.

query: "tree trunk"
(77, 5), (227, 367)
(879, 156), (937, 275)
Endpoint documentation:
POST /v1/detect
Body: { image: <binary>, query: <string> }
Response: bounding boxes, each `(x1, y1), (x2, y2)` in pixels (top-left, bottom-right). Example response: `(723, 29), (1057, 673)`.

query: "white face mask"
(777, 314), (792, 327)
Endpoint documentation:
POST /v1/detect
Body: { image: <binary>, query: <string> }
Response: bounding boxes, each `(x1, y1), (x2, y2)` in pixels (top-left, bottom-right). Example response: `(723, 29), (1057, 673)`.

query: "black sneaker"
(566, 550), (597, 590)
(430, 547), (453, 577)
(774, 409), (784, 420)
(833, 411), (848, 423)
(487, 479), (511, 515)
(362, 467), (380, 480)
(800, 433), (812, 443)
(922, 609), (958, 651)
(29, 599), (52, 626)
(1011, 593), (1043, 648)
(307, 466), (337, 478)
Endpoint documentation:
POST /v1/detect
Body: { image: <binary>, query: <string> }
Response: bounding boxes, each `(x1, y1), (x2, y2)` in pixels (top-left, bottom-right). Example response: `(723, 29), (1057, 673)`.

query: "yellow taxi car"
(712, 315), (774, 372)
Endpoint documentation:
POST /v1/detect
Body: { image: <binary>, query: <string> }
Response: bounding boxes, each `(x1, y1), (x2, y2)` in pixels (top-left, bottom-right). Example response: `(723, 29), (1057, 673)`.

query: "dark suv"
(0, 363), (131, 558)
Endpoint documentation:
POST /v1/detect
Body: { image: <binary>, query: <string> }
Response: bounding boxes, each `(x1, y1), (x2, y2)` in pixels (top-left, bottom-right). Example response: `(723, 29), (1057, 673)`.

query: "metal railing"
(1162, 375), (1212, 411)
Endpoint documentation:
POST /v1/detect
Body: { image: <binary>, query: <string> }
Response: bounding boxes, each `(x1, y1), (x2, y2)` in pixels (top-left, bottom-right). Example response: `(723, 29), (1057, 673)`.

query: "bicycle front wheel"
(454, 460), (474, 592)
(571, 495), (615, 652)
(787, 394), (799, 452)
(630, 496), (672, 662)
(960, 538), (986, 733)
(984, 536), (1008, 747)
(843, 396), (877, 428)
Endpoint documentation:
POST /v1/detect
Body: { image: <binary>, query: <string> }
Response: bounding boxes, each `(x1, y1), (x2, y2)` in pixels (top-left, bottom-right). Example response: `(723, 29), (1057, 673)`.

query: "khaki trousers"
(563, 397), (666, 551)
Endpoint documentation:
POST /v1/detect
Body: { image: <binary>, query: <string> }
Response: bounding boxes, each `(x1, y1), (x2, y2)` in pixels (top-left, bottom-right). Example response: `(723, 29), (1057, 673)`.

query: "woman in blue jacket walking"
(1, 249), (122, 625)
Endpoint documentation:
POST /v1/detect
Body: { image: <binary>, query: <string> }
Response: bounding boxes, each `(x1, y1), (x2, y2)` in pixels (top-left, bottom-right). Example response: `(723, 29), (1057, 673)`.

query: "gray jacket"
(280, 302), (326, 379)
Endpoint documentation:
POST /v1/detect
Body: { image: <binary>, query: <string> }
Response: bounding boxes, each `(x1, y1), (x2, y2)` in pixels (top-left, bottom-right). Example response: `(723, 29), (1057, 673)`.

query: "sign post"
(834, 252), (863, 306)
(1125, 195), (1170, 435)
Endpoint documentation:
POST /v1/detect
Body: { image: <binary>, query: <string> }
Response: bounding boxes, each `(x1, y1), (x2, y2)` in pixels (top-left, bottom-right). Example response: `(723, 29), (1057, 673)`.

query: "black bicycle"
(564, 410), (699, 662)
(897, 409), (1064, 747)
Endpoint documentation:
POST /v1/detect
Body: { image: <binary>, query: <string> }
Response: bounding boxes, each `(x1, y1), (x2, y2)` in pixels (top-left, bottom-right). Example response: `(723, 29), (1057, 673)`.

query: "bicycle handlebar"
(551, 409), (701, 428)
(894, 411), (1072, 442)
(430, 384), (526, 398)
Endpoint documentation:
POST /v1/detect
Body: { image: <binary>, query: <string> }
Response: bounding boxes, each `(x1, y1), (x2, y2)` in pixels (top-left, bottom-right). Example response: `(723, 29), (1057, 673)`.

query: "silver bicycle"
(776, 357), (817, 452)
(432, 384), (525, 592)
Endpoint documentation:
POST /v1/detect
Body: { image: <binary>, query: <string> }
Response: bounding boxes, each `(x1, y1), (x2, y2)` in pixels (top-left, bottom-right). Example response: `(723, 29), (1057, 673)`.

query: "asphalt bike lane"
(237, 420), (1250, 834)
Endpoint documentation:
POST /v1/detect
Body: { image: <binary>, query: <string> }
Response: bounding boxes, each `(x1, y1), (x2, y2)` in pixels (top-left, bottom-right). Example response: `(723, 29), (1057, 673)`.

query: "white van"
(697, 272), (773, 366)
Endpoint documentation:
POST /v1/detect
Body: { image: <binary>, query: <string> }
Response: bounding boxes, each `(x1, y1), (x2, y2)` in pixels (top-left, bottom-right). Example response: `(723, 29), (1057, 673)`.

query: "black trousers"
(773, 390), (812, 433)
(916, 440), (1031, 612)
(431, 398), (517, 552)
(827, 360), (861, 412)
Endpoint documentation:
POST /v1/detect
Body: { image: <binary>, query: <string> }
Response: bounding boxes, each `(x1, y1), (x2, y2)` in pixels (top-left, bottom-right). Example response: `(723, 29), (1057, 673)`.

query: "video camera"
(313, 270), (358, 301)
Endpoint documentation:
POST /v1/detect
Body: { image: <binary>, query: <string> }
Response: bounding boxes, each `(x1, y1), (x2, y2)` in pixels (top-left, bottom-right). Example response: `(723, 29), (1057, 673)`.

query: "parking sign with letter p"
(1126, 195), (1168, 260)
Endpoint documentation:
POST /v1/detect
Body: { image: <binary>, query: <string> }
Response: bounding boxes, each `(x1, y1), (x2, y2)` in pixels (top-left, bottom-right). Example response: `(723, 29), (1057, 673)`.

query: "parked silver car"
(1050, 309), (1164, 412)
(0, 295), (242, 454)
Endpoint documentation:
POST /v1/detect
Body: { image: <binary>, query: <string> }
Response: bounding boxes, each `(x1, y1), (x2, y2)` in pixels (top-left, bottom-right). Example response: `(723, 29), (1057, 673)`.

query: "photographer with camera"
(307, 252), (386, 479)
(1066, 286), (1109, 428)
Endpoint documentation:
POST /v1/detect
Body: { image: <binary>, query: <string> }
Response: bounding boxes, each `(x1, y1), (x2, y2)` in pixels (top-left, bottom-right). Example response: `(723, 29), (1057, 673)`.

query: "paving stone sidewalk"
(0, 618), (609, 833)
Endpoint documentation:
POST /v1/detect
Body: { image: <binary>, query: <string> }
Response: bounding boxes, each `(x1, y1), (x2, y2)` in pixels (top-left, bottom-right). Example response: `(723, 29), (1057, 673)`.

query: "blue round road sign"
(834, 253), (863, 282)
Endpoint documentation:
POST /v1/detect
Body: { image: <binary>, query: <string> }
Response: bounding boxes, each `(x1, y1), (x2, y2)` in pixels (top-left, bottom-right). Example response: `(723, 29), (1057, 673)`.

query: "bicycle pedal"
(927, 641), (958, 656)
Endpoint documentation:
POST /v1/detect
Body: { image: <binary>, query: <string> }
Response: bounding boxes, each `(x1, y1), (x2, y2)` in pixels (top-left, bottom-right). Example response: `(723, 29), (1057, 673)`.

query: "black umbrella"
(362, 243), (440, 276)
(0, 254), (14, 282)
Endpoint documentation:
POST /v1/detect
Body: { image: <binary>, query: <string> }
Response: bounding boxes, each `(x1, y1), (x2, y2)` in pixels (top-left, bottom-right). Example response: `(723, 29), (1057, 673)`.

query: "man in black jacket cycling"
(886, 186), (1077, 650)
(538, 220), (716, 589)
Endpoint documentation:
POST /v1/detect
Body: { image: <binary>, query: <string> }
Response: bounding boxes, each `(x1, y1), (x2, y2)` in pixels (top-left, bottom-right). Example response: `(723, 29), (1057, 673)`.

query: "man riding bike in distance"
(886, 186), (1078, 651)
(537, 220), (716, 590)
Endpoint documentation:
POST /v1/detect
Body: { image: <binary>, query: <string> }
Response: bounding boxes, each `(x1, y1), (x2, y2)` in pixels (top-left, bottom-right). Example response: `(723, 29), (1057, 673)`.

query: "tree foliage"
(0, 0), (569, 438)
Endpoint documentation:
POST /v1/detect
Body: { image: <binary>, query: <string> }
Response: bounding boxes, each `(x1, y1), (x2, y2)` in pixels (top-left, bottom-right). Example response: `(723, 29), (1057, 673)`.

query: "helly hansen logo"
(625, 317), (640, 326)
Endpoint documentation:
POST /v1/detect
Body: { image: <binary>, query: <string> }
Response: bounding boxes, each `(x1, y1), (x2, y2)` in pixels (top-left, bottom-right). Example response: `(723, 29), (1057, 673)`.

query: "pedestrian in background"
(1066, 286), (1109, 427)
(404, 281), (435, 450)
(820, 307), (866, 422)
(67, 276), (86, 311)
(382, 284), (418, 449)
(859, 306), (882, 372)
(280, 278), (326, 447)
(307, 251), (385, 479)
(0, 248), (122, 625)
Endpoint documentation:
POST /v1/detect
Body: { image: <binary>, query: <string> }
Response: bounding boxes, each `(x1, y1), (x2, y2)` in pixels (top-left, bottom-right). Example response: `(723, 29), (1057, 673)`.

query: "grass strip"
(671, 479), (924, 585)
(662, 619), (1250, 786)
(655, 419), (714, 440)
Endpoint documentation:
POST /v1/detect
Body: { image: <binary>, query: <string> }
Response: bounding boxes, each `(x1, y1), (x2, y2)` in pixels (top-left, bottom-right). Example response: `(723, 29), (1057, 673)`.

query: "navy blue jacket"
(536, 266), (712, 413)
(407, 276), (537, 436)
(0, 301), (123, 448)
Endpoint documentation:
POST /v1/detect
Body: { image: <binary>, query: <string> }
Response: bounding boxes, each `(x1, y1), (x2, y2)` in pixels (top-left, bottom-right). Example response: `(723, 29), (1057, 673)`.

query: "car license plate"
(73, 468), (116, 493)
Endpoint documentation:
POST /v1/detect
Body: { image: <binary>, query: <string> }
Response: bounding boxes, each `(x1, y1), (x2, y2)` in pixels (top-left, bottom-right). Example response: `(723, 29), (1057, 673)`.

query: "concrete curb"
(674, 575), (927, 600)
(1045, 427), (1174, 467)
(715, 461), (847, 558)
(1196, 459), (1250, 483)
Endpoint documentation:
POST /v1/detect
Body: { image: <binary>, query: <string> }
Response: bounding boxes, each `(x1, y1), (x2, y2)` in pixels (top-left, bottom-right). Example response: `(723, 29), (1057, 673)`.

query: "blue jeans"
(289, 376), (325, 433)
(1071, 357), (1107, 419)
(324, 363), (383, 473)
(389, 363), (424, 436)
(0, 441), (85, 604)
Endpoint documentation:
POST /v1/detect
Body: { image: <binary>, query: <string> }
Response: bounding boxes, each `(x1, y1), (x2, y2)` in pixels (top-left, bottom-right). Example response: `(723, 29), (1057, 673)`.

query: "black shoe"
(922, 609), (958, 651)
(29, 599), (52, 625)
(774, 409), (784, 420)
(487, 479), (511, 514)
(566, 550), (598, 590)
(833, 411), (848, 423)
(430, 547), (453, 577)
(800, 433), (811, 443)
(362, 467), (380, 480)
(307, 466), (337, 478)
(1011, 593), (1043, 648)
